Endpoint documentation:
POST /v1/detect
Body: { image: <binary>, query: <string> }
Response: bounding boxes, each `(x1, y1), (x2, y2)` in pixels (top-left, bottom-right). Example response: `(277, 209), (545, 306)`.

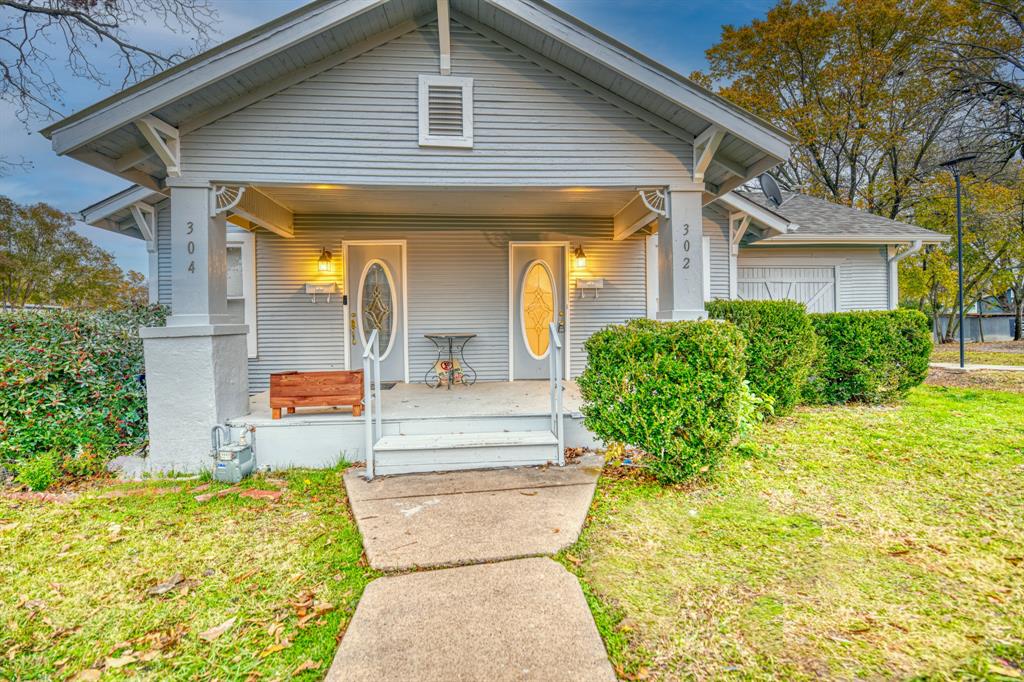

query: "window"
(226, 231), (257, 358)
(418, 74), (473, 148)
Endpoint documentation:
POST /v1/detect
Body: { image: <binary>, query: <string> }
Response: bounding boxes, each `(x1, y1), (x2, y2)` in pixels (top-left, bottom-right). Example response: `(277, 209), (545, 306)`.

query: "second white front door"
(510, 243), (566, 380)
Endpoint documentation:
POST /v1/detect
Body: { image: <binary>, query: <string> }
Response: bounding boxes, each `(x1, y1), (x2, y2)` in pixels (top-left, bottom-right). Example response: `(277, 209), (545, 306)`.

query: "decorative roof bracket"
(133, 115), (180, 177)
(210, 185), (246, 217)
(637, 188), (668, 219)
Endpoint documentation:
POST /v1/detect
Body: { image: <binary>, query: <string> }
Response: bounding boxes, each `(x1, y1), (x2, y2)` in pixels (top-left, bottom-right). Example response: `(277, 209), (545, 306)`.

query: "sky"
(0, 0), (773, 276)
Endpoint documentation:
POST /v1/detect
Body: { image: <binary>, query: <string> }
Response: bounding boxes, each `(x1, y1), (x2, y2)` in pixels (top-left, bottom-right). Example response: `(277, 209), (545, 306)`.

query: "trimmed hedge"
(0, 305), (167, 486)
(578, 318), (747, 483)
(803, 309), (932, 405)
(706, 299), (818, 415)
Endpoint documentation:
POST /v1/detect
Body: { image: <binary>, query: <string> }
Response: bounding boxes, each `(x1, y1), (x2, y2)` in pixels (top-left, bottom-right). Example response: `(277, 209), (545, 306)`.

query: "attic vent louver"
(418, 75), (473, 148)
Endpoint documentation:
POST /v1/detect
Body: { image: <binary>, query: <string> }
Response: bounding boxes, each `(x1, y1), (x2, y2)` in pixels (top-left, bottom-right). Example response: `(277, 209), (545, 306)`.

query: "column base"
(656, 308), (708, 321)
(141, 325), (249, 473)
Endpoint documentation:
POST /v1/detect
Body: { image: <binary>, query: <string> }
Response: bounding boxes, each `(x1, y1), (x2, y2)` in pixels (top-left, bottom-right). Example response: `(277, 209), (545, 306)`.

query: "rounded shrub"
(578, 318), (747, 484)
(803, 309), (932, 405)
(0, 305), (167, 481)
(706, 299), (818, 415)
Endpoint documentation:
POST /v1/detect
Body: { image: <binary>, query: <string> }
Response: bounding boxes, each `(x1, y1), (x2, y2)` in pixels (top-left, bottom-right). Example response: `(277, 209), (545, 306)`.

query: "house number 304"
(186, 221), (195, 274)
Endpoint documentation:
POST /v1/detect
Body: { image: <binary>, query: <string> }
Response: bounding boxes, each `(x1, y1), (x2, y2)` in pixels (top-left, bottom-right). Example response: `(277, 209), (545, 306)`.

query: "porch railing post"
(362, 329), (378, 481)
(548, 322), (565, 467)
(373, 331), (382, 442)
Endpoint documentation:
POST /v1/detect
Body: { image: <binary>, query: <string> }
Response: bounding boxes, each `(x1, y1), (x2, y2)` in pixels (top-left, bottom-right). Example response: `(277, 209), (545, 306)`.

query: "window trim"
(226, 230), (257, 358)
(418, 74), (474, 148)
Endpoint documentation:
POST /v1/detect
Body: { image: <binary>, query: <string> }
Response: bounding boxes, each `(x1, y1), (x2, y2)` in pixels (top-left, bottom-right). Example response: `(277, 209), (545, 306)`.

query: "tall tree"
(0, 195), (143, 309)
(703, 0), (961, 220)
(940, 0), (1024, 167)
(0, 0), (218, 173)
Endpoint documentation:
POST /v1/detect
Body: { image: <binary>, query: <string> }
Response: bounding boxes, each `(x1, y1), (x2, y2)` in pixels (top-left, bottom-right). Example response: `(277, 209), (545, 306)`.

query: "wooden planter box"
(269, 370), (364, 419)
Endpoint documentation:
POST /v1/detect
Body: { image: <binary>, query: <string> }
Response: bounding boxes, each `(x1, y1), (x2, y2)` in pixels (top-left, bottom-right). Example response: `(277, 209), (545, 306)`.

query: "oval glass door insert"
(358, 260), (396, 358)
(521, 260), (555, 359)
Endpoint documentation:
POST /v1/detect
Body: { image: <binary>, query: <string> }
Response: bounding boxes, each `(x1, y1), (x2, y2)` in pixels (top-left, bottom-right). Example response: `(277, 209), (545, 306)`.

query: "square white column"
(166, 178), (231, 327)
(656, 188), (707, 321)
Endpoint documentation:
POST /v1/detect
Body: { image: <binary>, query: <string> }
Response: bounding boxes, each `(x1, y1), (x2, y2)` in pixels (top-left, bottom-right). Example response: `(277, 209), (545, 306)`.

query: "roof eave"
(753, 234), (951, 245)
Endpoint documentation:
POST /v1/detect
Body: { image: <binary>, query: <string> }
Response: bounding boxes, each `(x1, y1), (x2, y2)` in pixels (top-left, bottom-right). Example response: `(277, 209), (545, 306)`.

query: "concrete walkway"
(931, 362), (1024, 372)
(329, 456), (615, 681)
(344, 455), (604, 571)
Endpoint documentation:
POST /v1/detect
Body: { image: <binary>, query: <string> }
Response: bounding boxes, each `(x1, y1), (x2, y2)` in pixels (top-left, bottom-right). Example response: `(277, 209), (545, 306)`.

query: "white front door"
(346, 242), (407, 381)
(510, 243), (567, 380)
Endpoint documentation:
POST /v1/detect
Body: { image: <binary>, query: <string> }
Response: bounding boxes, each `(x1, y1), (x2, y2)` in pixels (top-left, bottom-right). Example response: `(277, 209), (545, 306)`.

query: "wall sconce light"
(573, 244), (587, 269)
(317, 247), (333, 273)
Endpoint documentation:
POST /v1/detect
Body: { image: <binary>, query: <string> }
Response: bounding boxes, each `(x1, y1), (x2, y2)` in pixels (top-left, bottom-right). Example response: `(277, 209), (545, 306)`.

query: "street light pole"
(939, 154), (978, 370)
(954, 167), (965, 369)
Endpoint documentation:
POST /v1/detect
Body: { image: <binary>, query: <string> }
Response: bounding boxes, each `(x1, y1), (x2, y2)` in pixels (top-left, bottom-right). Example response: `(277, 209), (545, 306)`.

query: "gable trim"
(44, 0), (391, 154)
(487, 0), (792, 159)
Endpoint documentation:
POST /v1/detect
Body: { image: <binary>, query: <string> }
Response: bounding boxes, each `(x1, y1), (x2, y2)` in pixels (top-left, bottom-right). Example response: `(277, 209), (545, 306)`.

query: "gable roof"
(734, 190), (950, 244)
(41, 0), (793, 194)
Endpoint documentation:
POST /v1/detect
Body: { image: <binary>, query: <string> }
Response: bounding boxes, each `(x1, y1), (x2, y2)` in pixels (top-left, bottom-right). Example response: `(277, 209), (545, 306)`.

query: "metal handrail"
(362, 329), (382, 480)
(548, 322), (565, 466)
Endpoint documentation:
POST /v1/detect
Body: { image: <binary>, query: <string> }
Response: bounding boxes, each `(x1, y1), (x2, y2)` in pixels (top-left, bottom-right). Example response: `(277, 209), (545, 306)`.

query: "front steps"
(372, 430), (559, 476)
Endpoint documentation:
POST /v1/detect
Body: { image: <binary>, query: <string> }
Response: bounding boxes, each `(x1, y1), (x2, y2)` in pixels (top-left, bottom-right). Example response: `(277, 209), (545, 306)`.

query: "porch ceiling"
(254, 184), (639, 217)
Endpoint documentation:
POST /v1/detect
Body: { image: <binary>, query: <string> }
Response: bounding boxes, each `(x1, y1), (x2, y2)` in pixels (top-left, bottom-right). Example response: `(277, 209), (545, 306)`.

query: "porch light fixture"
(573, 244), (587, 269)
(317, 247), (333, 273)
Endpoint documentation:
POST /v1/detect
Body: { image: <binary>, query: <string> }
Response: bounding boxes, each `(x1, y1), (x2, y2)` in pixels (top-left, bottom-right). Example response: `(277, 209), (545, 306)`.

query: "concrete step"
(372, 430), (559, 476)
(381, 414), (553, 437)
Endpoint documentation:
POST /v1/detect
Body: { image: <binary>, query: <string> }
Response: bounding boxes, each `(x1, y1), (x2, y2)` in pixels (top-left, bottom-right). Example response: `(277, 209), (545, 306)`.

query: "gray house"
(52, 0), (945, 476)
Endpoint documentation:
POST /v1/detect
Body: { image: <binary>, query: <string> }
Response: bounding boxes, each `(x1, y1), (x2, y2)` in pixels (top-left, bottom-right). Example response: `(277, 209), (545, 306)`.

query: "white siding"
(702, 203), (731, 301)
(155, 200), (172, 306)
(738, 245), (891, 311)
(181, 20), (692, 187)
(245, 215), (646, 392)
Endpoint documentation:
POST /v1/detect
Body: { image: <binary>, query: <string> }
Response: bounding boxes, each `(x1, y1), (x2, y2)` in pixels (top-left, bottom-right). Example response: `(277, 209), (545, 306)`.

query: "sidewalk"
(930, 362), (1024, 372)
(328, 456), (616, 681)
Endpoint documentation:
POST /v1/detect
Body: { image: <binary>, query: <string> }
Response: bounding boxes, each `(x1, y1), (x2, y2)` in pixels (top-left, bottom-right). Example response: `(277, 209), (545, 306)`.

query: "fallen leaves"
(73, 669), (102, 681)
(292, 659), (321, 675)
(146, 573), (185, 597)
(198, 616), (237, 642)
(104, 654), (138, 668)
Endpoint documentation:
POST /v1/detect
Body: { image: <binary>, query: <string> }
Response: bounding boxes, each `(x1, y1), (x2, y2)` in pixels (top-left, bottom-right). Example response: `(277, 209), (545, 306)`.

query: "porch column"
(656, 188), (707, 321)
(139, 177), (249, 472)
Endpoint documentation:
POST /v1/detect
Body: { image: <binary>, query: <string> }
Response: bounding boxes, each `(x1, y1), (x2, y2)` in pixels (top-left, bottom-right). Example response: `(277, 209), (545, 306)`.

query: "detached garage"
(719, 190), (950, 313)
(736, 263), (836, 312)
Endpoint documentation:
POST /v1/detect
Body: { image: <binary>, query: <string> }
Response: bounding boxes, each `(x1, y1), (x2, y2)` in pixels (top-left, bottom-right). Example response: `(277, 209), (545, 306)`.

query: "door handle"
(350, 312), (357, 345)
(557, 310), (565, 334)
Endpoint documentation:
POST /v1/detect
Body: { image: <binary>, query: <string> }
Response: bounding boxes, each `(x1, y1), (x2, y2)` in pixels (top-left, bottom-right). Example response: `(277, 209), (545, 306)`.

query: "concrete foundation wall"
(142, 328), (249, 472)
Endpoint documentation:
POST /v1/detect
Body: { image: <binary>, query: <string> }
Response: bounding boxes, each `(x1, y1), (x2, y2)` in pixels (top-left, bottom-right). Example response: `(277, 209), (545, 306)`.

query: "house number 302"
(186, 221), (195, 274)
(680, 223), (691, 269)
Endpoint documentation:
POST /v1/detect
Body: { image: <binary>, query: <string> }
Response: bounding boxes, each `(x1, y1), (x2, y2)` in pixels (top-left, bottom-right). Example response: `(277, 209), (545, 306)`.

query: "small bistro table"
(424, 333), (477, 389)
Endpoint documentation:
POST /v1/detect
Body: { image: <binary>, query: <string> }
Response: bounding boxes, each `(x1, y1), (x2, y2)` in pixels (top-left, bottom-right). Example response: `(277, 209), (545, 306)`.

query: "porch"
(228, 379), (598, 474)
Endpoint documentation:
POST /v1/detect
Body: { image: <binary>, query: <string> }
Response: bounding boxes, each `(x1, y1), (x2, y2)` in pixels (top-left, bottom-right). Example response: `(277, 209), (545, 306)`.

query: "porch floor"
(242, 379), (584, 423)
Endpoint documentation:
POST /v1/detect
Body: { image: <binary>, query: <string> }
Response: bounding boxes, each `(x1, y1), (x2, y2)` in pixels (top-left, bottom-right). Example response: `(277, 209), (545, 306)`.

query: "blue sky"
(0, 0), (773, 275)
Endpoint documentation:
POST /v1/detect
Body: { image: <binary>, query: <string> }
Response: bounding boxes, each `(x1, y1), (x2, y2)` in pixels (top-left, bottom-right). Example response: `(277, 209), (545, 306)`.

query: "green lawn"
(0, 469), (375, 681)
(565, 386), (1024, 680)
(932, 341), (1024, 367)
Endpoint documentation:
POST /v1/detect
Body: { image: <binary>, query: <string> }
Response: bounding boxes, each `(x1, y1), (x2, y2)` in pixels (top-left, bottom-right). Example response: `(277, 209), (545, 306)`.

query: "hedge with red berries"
(0, 305), (167, 475)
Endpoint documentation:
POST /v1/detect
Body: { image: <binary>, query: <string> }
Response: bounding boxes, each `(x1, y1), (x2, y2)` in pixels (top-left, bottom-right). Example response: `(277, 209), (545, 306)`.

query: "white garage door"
(736, 264), (837, 313)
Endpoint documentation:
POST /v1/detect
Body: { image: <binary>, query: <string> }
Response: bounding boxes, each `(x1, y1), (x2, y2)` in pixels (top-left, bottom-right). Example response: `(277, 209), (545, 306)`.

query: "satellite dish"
(759, 174), (783, 207)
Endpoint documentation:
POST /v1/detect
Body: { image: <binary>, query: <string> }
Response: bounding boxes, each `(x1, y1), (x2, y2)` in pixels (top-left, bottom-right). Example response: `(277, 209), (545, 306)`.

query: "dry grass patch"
(0, 469), (375, 681)
(932, 340), (1024, 367)
(566, 386), (1024, 680)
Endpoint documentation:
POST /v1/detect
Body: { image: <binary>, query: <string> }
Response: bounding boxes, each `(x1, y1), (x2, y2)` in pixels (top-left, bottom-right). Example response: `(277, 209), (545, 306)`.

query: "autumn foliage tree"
(703, 0), (961, 220)
(0, 195), (145, 309)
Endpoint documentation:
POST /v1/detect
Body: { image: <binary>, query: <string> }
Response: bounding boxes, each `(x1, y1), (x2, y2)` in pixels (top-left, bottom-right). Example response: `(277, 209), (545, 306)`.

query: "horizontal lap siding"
(181, 21), (691, 186)
(702, 203), (730, 300)
(739, 246), (890, 311)
(247, 215), (646, 392)
(156, 200), (172, 306)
